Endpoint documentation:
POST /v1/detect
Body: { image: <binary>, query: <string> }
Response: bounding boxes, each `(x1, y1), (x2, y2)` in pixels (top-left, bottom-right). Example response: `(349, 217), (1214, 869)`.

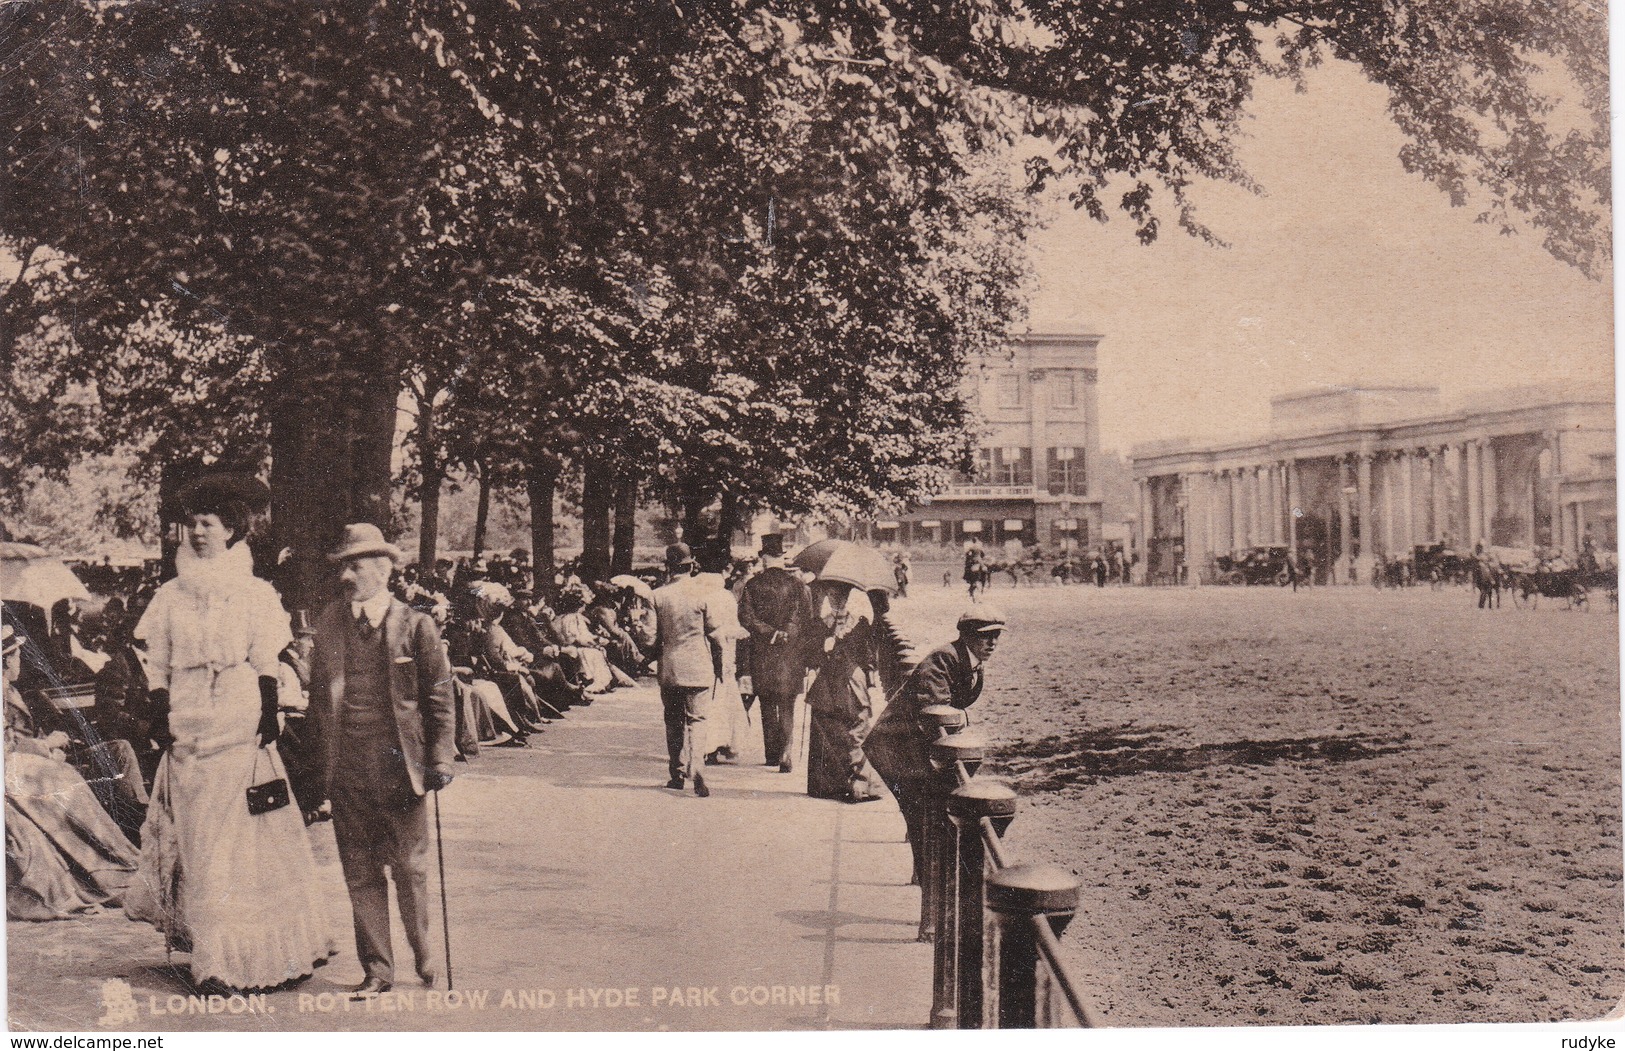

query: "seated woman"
(550, 586), (623, 693)
(587, 585), (650, 679)
(505, 595), (592, 713)
(471, 583), (558, 733)
(4, 623), (140, 921)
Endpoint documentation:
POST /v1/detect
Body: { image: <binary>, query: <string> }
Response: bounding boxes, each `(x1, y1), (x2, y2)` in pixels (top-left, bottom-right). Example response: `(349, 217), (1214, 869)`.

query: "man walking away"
(651, 544), (723, 797)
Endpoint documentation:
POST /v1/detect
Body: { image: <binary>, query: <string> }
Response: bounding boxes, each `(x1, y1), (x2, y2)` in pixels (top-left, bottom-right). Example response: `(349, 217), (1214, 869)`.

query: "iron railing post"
(926, 729), (987, 1028)
(985, 863), (1081, 1028)
(946, 779), (1016, 1029)
(913, 706), (966, 941)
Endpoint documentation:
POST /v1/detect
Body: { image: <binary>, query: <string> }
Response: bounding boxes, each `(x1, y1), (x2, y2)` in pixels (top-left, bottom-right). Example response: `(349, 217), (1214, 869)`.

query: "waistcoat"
(342, 612), (392, 721)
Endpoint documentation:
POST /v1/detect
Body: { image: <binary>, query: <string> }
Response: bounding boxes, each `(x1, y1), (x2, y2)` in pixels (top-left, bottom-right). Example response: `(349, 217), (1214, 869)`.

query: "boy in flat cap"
(863, 607), (1005, 888)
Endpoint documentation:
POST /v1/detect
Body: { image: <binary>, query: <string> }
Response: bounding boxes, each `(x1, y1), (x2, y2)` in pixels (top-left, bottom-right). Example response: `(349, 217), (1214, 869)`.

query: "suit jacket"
(652, 574), (724, 689)
(863, 638), (982, 784)
(737, 566), (815, 697)
(308, 597), (457, 798)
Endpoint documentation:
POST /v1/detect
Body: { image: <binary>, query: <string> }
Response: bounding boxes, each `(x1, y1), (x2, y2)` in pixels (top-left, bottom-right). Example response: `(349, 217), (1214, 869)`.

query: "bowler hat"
(956, 606), (1007, 635)
(759, 534), (785, 558)
(665, 542), (694, 569)
(328, 523), (404, 563)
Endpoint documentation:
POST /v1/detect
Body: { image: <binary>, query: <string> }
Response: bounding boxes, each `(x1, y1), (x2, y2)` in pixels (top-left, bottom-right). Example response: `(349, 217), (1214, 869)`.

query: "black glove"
(256, 675), (280, 746)
(148, 688), (175, 750)
(424, 769), (454, 792)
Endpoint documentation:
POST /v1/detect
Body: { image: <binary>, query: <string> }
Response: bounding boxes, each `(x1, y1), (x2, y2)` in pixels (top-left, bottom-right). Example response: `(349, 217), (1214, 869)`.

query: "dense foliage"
(1, 0), (1607, 590)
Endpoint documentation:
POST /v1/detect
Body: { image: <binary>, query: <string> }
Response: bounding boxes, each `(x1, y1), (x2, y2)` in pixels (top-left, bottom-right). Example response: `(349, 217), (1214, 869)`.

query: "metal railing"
(874, 610), (1099, 1030)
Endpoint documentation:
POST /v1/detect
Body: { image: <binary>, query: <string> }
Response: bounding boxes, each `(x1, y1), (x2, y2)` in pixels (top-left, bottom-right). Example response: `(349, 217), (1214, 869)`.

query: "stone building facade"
(852, 330), (1104, 553)
(1130, 384), (1616, 585)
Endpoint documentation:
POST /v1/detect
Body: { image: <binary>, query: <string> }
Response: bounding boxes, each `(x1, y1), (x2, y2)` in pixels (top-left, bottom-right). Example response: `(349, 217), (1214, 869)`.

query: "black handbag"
(246, 746), (291, 815)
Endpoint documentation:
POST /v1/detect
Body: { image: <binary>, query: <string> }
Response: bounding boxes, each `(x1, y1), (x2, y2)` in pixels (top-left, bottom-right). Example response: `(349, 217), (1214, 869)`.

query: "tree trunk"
(580, 461), (612, 583)
(527, 453), (561, 585)
(268, 374), (397, 614)
(680, 474), (712, 548)
(719, 490), (744, 554)
(611, 478), (639, 575)
(472, 460), (492, 561)
(418, 466), (444, 571)
(416, 394), (443, 570)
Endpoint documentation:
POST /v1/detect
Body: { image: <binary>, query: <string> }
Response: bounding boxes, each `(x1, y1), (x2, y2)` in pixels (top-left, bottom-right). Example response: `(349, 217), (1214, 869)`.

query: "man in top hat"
(737, 533), (816, 772)
(649, 542), (726, 797)
(863, 606), (1006, 885)
(308, 523), (456, 996)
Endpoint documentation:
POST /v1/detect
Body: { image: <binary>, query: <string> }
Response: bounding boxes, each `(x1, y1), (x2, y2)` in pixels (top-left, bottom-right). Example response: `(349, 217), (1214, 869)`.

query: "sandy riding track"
(893, 582), (1622, 1026)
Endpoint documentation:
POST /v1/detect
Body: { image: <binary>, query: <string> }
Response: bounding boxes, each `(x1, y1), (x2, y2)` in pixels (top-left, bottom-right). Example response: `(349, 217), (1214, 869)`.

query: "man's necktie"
(356, 612), (374, 637)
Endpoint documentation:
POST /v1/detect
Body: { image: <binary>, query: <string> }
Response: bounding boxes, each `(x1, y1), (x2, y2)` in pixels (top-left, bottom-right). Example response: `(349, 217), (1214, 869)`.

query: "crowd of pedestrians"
(4, 473), (1010, 1003)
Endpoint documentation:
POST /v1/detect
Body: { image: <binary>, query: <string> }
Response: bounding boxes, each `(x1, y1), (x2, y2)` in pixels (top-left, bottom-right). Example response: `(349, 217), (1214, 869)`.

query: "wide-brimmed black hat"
(178, 473), (271, 514)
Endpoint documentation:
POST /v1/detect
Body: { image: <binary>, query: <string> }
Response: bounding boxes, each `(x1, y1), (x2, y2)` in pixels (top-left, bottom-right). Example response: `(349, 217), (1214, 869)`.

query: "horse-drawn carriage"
(1212, 545), (1292, 586)
(1494, 547), (1617, 611)
(1412, 542), (1471, 587)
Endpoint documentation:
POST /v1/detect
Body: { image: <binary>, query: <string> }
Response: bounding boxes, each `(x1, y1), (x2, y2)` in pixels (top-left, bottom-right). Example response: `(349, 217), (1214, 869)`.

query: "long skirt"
(5, 750), (138, 921)
(125, 737), (336, 991)
(806, 708), (878, 802)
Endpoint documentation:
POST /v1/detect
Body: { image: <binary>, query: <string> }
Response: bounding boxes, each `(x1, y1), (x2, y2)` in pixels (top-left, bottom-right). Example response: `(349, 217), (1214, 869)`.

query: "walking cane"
(433, 789), (454, 990)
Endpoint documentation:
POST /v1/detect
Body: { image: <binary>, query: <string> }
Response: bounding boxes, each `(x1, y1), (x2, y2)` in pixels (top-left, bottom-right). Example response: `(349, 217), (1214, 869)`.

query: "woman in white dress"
(123, 479), (335, 993)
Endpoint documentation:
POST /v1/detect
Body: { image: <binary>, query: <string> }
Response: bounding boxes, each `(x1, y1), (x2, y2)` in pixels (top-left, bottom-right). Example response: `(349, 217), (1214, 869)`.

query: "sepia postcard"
(0, 0), (1618, 1047)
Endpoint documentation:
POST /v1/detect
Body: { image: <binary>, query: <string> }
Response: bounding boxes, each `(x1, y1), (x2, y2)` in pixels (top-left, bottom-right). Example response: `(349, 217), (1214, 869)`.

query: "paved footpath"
(6, 683), (931, 1033)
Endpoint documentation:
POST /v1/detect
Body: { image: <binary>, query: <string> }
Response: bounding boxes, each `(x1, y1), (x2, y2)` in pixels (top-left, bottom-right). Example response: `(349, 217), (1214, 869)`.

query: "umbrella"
(791, 539), (898, 594)
(0, 543), (91, 609)
(609, 574), (654, 602)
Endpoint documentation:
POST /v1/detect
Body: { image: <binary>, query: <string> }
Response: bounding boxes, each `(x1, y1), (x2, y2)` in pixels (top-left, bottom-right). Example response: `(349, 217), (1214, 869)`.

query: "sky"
(1023, 59), (1615, 454)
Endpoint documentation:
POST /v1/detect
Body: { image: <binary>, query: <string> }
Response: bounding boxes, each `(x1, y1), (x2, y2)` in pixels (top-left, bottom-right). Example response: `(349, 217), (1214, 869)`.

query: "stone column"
(1400, 449), (1416, 554)
(1546, 430), (1565, 553)
(1336, 456), (1351, 583)
(1380, 452), (1396, 556)
(1252, 466), (1266, 548)
(1204, 472), (1218, 575)
(1286, 460), (1300, 553)
(1229, 469), (1243, 552)
(1466, 440), (1482, 548)
(1429, 447), (1447, 544)
(1482, 438), (1498, 545)
(1355, 452), (1373, 582)
(1269, 463), (1284, 544)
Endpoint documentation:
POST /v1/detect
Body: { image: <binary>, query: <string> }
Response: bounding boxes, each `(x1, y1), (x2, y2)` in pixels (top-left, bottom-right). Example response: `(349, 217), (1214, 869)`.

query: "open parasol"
(0, 542), (92, 609)
(791, 539), (898, 594)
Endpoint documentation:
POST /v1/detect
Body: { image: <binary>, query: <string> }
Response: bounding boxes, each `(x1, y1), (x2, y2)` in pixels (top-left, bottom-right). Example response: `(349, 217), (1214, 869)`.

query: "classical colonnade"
(1135, 430), (1569, 584)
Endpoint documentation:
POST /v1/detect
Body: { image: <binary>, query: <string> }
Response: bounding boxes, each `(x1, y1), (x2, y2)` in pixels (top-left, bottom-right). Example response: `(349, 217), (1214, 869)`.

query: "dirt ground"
(891, 578), (1623, 1027)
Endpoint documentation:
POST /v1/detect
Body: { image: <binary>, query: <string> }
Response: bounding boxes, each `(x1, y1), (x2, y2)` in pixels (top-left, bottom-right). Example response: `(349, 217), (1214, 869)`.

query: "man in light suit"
(737, 534), (814, 772)
(651, 543), (724, 798)
(309, 523), (456, 997)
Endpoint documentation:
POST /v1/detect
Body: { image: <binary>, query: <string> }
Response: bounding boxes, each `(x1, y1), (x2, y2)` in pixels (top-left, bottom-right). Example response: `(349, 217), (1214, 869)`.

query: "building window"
(1047, 447), (1087, 496)
(982, 446), (1031, 486)
(1051, 372), (1076, 408)
(995, 373), (1021, 408)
